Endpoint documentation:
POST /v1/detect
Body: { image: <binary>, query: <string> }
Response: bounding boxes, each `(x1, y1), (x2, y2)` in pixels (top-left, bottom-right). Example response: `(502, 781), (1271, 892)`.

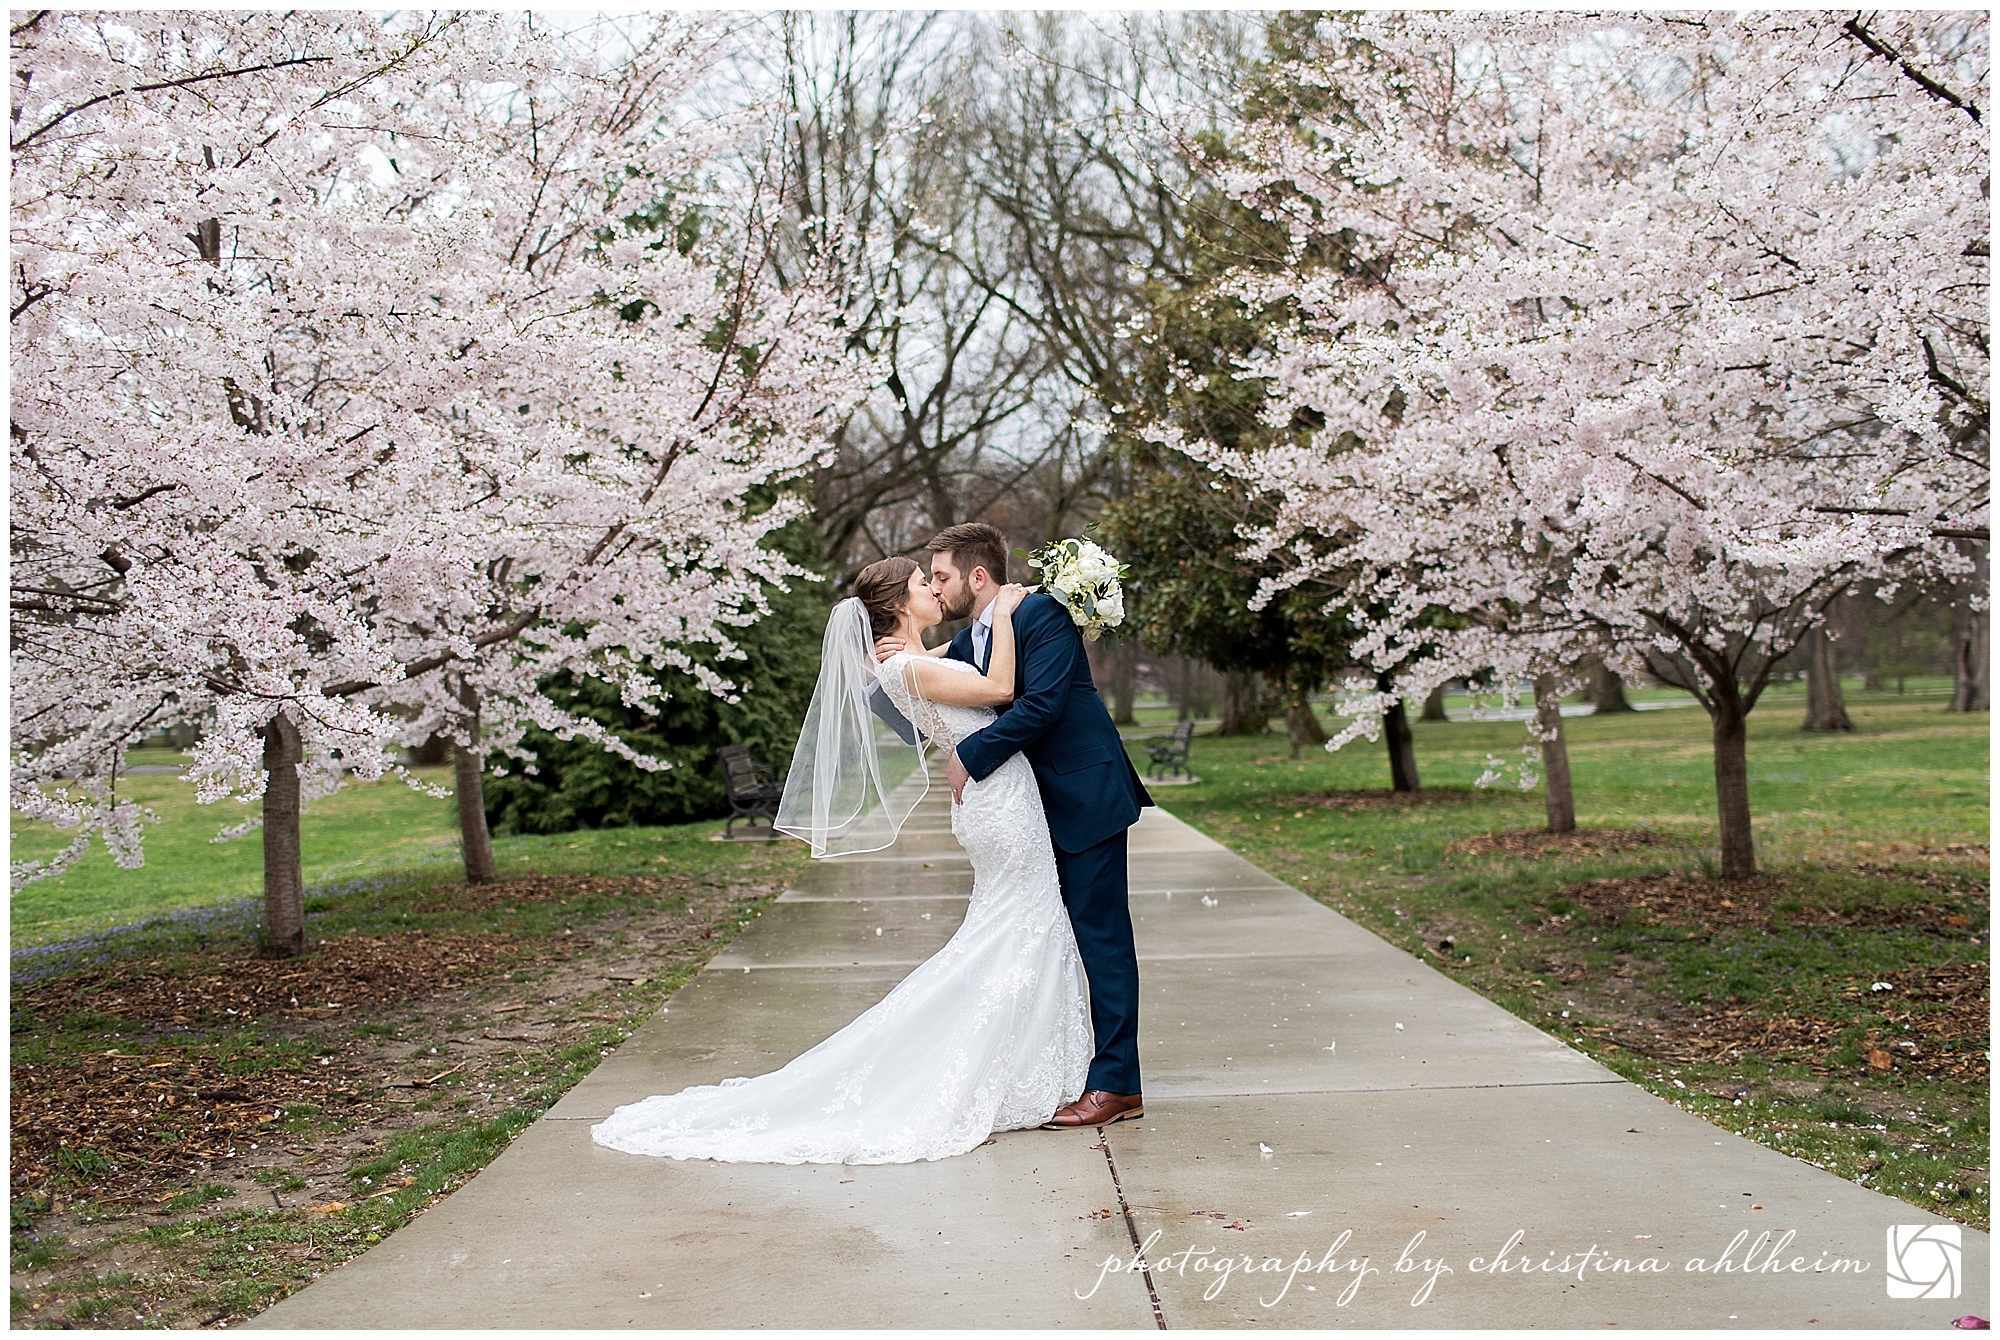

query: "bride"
(589, 556), (1091, 1164)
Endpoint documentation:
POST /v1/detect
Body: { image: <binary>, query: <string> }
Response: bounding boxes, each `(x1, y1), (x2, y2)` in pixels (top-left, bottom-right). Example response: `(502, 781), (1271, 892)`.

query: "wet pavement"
(254, 770), (1986, 1328)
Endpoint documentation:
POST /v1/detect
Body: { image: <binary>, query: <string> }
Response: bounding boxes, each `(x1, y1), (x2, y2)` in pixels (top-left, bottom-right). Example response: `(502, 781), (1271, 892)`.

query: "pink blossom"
(11, 13), (868, 880)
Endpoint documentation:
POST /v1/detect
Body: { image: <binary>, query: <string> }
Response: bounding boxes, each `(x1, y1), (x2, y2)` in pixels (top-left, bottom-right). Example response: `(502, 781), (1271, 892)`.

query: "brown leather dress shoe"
(1042, 1089), (1144, 1128)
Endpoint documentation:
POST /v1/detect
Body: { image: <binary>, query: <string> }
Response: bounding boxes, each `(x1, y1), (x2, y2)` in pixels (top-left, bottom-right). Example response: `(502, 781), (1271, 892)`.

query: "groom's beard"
(939, 585), (975, 622)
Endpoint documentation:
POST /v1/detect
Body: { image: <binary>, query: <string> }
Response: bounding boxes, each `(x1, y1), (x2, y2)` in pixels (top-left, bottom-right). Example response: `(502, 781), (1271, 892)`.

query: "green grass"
(9, 751), (776, 950)
(1129, 687), (1989, 1228)
(9, 750), (464, 947)
(1133, 682), (1986, 859)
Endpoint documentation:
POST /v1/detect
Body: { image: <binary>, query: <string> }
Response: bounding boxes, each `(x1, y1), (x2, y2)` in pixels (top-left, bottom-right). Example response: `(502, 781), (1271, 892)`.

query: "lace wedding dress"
(591, 652), (1091, 1164)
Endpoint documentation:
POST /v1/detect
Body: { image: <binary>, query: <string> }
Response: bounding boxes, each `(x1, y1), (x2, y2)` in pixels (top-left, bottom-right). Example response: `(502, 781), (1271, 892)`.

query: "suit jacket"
(947, 591), (1152, 853)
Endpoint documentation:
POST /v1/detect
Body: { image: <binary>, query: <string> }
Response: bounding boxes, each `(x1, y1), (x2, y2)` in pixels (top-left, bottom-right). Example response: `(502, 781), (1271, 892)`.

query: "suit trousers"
(1054, 828), (1140, 1095)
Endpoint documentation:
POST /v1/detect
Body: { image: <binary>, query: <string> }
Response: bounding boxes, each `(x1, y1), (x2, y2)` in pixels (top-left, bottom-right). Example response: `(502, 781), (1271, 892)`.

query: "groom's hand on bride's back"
(873, 634), (905, 663)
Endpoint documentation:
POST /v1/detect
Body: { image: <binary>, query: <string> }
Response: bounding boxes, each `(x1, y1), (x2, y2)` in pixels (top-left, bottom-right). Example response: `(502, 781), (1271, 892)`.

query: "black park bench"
(718, 744), (784, 837)
(1141, 720), (1197, 780)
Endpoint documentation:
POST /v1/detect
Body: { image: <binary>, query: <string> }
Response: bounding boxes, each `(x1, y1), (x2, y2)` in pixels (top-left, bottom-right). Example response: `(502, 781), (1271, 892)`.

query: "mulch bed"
(7, 872), (733, 1207)
(9, 930), (557, 1200)
(1565, 872), (1983, 934)
(409, 871), (697, 914)
(1547, 871), (1989, 1083)
(1280, 788), (1483, 812)
(12, 1048), (373, 1200)
(1611, 963), (1989, 1084)
(12, 931), (526, 1028)
(13, 873), (715, 1030)
(1859, 962), (1992, 1082)
(8, 865), (795, 1329)
(1446, 827), (1672, 859)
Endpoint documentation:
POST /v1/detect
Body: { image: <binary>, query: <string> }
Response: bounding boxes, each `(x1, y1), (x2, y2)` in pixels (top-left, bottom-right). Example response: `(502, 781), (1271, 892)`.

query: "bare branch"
(1841, 16), (1983, 123)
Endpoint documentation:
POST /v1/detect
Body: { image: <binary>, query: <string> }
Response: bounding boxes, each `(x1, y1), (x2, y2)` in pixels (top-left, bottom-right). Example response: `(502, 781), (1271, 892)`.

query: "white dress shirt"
(969, 600), (996, 671)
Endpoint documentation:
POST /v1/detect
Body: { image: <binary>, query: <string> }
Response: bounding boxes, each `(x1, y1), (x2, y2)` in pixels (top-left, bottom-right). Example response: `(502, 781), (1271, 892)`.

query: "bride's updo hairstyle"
(852, 555), (922, 638)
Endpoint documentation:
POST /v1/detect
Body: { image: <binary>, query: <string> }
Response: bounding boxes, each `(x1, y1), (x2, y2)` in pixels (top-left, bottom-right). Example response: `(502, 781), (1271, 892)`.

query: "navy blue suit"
(948, 592), (1151, 1094)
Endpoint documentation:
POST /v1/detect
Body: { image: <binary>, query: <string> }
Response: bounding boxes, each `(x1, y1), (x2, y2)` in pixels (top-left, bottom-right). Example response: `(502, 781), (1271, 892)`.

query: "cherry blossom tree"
(11, 12), (865, 950)
(1171, 12), (1987, 875)
(13, 11), (470, 951)
(310, 15), (870, 884)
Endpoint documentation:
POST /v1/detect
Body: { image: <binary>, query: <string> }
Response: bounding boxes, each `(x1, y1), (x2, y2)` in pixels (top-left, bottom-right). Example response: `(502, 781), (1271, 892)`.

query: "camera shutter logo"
(1886, 1225), (1961, 1299)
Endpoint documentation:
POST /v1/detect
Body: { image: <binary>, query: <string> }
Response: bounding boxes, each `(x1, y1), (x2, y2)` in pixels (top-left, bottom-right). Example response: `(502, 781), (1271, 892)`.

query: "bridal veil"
(773, 596), (930, 857)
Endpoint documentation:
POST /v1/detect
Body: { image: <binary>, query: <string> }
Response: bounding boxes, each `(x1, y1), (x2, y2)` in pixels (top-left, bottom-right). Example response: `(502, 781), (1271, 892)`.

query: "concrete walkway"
(255, 778), (1985, 1329)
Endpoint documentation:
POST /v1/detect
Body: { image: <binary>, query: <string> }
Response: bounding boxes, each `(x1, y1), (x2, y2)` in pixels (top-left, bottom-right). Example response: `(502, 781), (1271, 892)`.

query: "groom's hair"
(927, 522), (1008, 588)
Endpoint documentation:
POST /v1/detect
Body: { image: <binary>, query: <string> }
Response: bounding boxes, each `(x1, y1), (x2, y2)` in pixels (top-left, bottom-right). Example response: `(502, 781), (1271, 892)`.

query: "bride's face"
(900, 569), (943, 628)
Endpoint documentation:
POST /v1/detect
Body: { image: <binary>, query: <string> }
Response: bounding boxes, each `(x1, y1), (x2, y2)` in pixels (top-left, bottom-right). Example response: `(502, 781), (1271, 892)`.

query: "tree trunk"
(1800, 623), (1853, 732)
(1951, 553), (1989, 711)
(1376, 675), (1420, 792)
(1285, 682), (1327, 756)
(454, 683), (499, 884)
(1951, 609), (1989, 711)
(410, 731), (451, 766)
(1711, 696), (1757, 879)
(1112, 639), (1137, 726)
(1589, 659), (1635, 713)
(1183, 658), (1217, 721)
(1533, 672), (1576, 834)
(1419, 683), (1449, 721)
(261, 714), (307, 958)
(1177, 656), (1192, 722)
(1219, 670), (1266, 736)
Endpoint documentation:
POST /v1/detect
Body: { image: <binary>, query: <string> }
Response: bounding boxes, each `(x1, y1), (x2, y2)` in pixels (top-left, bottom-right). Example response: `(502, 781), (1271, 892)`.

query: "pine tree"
(482, 500), (829, 833)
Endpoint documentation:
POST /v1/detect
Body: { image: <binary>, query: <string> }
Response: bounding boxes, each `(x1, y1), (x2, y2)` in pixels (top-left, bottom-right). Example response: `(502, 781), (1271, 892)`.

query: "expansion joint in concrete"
(1093, 1128), (1168, 1329)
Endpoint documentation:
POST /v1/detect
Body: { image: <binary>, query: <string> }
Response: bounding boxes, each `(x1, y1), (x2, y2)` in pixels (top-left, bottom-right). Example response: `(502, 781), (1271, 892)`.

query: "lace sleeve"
(878, 652), (955, 751)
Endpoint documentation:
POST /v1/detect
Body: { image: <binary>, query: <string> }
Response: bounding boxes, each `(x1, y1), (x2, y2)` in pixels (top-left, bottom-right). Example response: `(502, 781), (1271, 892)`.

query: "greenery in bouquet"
(1022, 536), (1130, 641)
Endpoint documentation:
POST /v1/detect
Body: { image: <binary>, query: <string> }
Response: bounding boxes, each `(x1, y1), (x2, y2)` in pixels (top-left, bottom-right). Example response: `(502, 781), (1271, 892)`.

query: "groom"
(892, 522), (1153, 1127)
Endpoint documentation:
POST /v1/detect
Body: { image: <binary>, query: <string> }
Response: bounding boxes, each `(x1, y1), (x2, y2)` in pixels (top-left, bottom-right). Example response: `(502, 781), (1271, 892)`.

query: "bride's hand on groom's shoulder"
(873, 633), (905, 663)
(995, 583), (1032, 616)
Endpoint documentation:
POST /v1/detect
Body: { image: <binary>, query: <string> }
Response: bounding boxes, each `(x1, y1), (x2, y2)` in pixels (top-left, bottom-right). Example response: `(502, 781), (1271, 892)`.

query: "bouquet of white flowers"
(1023, 536), (1129, 641)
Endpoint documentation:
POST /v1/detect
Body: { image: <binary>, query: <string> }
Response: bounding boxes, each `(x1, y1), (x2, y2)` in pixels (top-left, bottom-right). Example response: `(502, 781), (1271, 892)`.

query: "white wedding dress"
(590, 652), (1091, 1164)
